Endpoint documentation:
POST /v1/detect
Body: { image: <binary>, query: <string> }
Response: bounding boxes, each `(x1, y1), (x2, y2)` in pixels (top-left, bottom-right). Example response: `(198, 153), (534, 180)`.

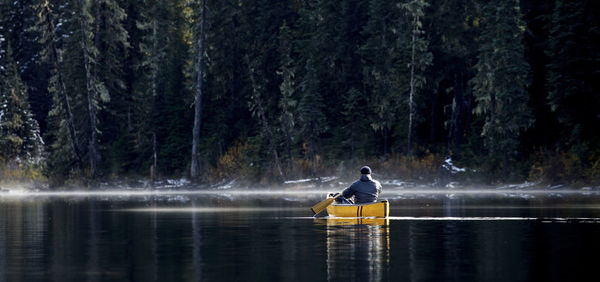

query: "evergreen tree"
(360, 0), (407, 156)
(297, 55), (327, 176)
(35, 0), (85, 171)
(472, 0), (533, 171)
(36, 0), (92, 178)
(131, 0), (169, 175)
(191, 0), (207, 180)
(341, 87), (370, 164)
(277, 21), (297, 177)
(247, 55), (284, 179)
(0, 0), (49, 134)
(425, 0), (482, 152)
(402, 0), (432, 155)
(77, 0), (104, 178)
(93, 0), (131, 174)
(198, 0), (250, 168)
(303, 0), (369, 161)
(0, 38), (44, 164)
(546, 0), (600, 147)
(151, 0), (192, 175)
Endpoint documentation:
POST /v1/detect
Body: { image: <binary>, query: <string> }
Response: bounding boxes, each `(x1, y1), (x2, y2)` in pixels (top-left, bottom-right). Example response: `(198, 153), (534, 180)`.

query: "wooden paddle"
(311, 193), (342, 215)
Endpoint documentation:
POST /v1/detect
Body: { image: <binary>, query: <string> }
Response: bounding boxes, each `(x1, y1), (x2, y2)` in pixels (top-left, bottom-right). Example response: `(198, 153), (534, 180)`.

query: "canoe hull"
(326, 200), (389, 218)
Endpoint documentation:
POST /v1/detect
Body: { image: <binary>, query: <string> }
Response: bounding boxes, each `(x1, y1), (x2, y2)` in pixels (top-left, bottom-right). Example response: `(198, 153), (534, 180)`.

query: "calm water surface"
(1, 189), (600, 281)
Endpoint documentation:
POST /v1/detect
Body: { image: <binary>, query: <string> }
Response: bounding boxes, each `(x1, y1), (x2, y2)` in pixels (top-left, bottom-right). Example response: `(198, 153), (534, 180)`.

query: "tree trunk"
(489, 92), (496, 155)
(190, 0), (206, 180)
(408, 13), (418, 156)
(43, 3), (84, 168)
(285, 130), (294, 178)
(152, 18), (158, 98)
(430, 84), (439, 145)
(453, 72), (465, 148)
(151, 132), (157, 183)
(310, 139), (317, 177)
(350, 124), (356, 163)
(78, 0), (101, 178)
(383, 127), (388, 156)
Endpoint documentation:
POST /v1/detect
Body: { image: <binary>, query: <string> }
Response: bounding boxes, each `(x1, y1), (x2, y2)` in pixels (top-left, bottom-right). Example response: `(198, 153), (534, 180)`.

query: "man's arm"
(342, 183), (356, 199)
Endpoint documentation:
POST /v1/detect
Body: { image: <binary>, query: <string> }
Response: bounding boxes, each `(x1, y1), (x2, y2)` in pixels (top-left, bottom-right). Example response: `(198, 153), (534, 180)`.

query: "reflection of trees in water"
(0, 202), (47, 281)
(87, 200), (100, 282)
(324, 219), (390, 281)
(192, 199), (202, 282)
(443, 196), (465, 217)
(0, 210), (5, 282)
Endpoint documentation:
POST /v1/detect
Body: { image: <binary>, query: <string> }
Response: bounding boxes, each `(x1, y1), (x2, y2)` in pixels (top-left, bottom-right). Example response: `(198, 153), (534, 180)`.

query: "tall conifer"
(0, 38), (44, 163)
(472, 0), (533, 171)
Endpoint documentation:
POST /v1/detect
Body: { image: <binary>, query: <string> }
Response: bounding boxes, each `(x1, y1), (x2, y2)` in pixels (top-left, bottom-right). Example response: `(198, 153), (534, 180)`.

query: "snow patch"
(284, 178), (312, 184)
(442, 158), (466, 174)
(382, 179), (409, 187)
(496, 182), (536, 189)
(216, 179), (236, 190)
(320, 176), (339, 183)
(284, 176), (338, 184)
(165, 178), (190, 187)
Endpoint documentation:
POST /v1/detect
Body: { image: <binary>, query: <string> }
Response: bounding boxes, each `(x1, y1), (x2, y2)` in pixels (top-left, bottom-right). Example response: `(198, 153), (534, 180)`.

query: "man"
(336, 166), (382, 204)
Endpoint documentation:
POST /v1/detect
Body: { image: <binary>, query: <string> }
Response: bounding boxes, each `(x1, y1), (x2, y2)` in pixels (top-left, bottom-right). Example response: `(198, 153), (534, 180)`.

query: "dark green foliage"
(0, 0), (597, 185)
(360, 0), (407, 155)
(277, 21), (298, 177)
(0, 39), (44, 163)
(403, 0), (433, 154)
(0, 0), (50, 133)
(546, 0), (600, 147)
(472, 0), (533, 169)
(424, 0), (482, 152)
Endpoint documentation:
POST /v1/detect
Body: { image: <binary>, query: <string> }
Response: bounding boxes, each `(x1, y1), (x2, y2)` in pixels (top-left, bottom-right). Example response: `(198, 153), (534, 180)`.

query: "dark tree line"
(0, 0), (598, 185)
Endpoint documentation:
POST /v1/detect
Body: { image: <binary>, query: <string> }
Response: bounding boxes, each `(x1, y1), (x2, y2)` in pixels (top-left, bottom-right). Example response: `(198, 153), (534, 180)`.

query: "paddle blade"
(311, 197), (335, 215)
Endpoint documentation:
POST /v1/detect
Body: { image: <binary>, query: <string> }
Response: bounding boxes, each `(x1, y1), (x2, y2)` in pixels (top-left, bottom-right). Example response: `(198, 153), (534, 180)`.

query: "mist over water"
(1, 183), (600, 281)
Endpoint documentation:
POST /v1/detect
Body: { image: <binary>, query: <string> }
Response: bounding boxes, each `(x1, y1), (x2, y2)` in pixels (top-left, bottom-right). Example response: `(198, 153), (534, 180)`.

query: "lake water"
(1, 188), (600, 281)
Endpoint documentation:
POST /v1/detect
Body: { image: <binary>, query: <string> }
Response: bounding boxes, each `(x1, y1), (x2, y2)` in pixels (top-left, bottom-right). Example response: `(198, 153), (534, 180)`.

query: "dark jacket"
(342, 174), (382, 204)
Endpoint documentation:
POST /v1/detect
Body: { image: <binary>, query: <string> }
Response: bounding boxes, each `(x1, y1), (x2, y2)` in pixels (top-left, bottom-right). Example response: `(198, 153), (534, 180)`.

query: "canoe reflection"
(315, 218), (390, 281)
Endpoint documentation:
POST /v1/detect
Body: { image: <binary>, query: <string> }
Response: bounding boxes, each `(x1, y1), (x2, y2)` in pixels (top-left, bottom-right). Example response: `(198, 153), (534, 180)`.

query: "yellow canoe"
(315, 217), (389, 226)
(326, 199), (389, 218)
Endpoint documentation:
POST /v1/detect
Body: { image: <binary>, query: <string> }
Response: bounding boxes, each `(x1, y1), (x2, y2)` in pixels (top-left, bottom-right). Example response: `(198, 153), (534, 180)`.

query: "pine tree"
(297, 55), (327, 176)
(426, 0), (482, 152)
(277, 21), (297, 178)
(0, 0), (49, 133)
(402, 0), (432, 155)
(131, 0), (169, 175)
(472, 0), (533, 170)
(241, 0), (289, 180)
(190, 0), (206, 180)
(546, 0), (600, 147)
(150, 0), (192, 175)
(35, 0), (84, 170)
(360, 0), (407, 156)
(341, 87), (369, 164)
(93, 0), (131, 173)
(76, 0), (103, 178)
(247, 55), (284, 179)
(0, 38), (44, 164)
(195, 0), (248, 168)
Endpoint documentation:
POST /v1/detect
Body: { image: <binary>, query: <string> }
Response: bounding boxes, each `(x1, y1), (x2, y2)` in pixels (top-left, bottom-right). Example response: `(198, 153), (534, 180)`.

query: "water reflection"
(191, 200), (202, 282)
(87, 200), (100, 282)
(315, 218), (390, 281)
(1, 192), (600, 282)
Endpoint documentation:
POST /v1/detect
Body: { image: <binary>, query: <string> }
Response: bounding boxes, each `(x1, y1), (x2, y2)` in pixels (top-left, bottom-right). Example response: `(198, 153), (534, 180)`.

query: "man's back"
(342, 174), (381, 204)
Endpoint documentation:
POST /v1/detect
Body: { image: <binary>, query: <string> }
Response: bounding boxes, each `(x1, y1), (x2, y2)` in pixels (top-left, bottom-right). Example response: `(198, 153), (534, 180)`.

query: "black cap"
(360, 166), (371, 174)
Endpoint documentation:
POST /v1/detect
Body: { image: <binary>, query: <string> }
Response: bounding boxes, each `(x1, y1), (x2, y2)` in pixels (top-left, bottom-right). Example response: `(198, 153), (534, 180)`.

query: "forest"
(0, 0), (598, 187)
